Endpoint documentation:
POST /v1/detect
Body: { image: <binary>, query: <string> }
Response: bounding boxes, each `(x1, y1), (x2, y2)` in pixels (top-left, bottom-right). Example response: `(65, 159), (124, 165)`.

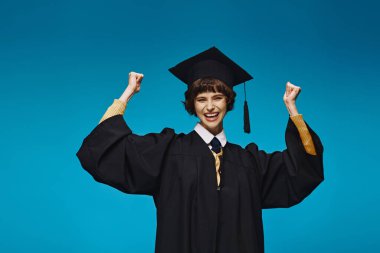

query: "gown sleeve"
(245, 116), (324, 208)
(76, 115), (176, 196)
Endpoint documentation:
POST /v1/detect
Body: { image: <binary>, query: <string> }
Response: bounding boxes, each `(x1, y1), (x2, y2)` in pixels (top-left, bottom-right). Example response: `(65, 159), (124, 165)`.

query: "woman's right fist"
(119, 71), (144, 104)
(128, 71), (144, 94)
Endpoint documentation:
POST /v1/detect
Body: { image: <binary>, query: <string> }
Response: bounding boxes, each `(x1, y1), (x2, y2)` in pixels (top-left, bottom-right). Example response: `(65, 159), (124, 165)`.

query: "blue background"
(1, 0), (379, 252)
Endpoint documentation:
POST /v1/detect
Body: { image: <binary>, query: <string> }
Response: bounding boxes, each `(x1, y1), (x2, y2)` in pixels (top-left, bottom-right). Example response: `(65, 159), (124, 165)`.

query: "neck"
(201, 122), (223, 136)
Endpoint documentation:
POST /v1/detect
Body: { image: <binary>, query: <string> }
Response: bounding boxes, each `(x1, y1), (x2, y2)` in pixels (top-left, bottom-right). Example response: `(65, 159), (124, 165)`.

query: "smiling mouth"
(204, 112), (219, 120)
(205, 112), (219, 117)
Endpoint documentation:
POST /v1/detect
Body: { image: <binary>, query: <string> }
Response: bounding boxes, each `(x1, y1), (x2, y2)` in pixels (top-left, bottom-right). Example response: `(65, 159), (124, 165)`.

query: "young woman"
(77, 47), (324, 253)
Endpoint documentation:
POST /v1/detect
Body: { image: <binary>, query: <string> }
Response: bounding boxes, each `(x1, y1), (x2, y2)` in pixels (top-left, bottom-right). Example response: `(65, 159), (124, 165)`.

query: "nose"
(206, 100), (215, 111)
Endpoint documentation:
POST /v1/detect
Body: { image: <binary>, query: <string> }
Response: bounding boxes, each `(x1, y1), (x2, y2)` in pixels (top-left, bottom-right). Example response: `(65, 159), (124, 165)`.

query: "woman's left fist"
(283, 81), (301, 105)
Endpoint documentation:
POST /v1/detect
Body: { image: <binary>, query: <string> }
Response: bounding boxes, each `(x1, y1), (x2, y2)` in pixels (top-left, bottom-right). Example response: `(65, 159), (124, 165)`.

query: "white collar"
(194, 122), (227, 149)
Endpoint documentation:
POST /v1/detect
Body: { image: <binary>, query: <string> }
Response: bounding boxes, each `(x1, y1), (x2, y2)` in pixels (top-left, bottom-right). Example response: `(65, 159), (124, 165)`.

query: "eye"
(214, 96), (224, 100)
(196, 98), (206, 102)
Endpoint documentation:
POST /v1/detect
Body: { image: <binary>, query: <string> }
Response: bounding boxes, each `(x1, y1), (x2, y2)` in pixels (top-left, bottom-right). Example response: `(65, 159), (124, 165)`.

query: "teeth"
(205, 113), (218, 117)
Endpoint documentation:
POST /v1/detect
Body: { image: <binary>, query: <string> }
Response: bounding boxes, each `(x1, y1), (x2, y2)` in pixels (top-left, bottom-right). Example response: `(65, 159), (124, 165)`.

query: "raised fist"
(128, 71), (144, 94)
(119, 71), (144, 104)
(283, 81), (301, 106)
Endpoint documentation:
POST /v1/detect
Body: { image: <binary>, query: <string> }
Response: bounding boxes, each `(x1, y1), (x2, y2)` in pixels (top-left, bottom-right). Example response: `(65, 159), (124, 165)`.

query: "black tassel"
(244, 101), (250, 133)
(243, 82), (251, 133)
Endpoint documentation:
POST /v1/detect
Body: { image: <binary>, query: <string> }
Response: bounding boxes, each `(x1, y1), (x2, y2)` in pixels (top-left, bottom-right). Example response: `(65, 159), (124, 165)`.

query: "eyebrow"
(196, 93), (224, 99)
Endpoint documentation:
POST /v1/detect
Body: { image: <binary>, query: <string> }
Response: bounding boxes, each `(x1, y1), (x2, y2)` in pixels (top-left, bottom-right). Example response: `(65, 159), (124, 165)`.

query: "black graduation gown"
(76, 115), (324, 253)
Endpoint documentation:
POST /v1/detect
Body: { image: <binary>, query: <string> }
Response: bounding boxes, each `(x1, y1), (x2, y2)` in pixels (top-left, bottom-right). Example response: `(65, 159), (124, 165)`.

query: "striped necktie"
(210, 137), (223, 189)
(210, 137), (222, 153)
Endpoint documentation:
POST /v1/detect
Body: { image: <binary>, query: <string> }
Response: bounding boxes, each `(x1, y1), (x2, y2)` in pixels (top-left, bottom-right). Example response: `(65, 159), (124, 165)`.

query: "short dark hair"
(183, 78), (236, 115)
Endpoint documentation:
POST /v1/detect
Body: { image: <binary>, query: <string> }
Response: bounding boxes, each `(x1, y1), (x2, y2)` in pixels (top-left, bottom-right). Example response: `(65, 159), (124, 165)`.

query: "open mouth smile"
(204, 112), (219, 121)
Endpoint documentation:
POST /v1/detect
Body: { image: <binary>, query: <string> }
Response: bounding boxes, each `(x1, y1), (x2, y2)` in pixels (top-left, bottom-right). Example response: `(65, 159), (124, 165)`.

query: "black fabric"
(76, 115), (324, 253)
(210, 137), (222, 153)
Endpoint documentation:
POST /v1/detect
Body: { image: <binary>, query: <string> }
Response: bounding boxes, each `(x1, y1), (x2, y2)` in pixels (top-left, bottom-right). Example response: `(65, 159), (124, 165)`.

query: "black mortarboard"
(169, 46), (254, 133)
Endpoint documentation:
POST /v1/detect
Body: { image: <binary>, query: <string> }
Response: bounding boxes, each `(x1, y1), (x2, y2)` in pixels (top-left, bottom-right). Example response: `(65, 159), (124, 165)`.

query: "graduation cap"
(169, 46), (253, 133)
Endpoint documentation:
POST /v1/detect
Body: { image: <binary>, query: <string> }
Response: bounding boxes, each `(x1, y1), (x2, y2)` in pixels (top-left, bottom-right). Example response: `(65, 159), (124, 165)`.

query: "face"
(194, 91), (227, 135)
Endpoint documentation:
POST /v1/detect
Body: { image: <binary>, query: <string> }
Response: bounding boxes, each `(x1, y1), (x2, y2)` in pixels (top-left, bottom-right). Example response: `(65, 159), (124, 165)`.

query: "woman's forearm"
(286, 102), (299, 116)
(119, 86), (135, 104)
(98, 99), (127, 124)
(99, 72), (143, 124)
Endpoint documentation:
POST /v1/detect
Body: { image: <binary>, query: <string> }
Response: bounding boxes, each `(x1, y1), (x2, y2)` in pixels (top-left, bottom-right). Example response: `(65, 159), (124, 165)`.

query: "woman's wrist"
(286, 102), (299, 116)
(119, 87), (135, 104)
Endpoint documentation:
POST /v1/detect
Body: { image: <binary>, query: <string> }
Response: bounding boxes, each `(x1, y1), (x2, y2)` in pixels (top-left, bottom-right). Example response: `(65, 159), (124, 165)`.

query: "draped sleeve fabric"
(245, 116), (324, 209)
(76, 115), (176, 196)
